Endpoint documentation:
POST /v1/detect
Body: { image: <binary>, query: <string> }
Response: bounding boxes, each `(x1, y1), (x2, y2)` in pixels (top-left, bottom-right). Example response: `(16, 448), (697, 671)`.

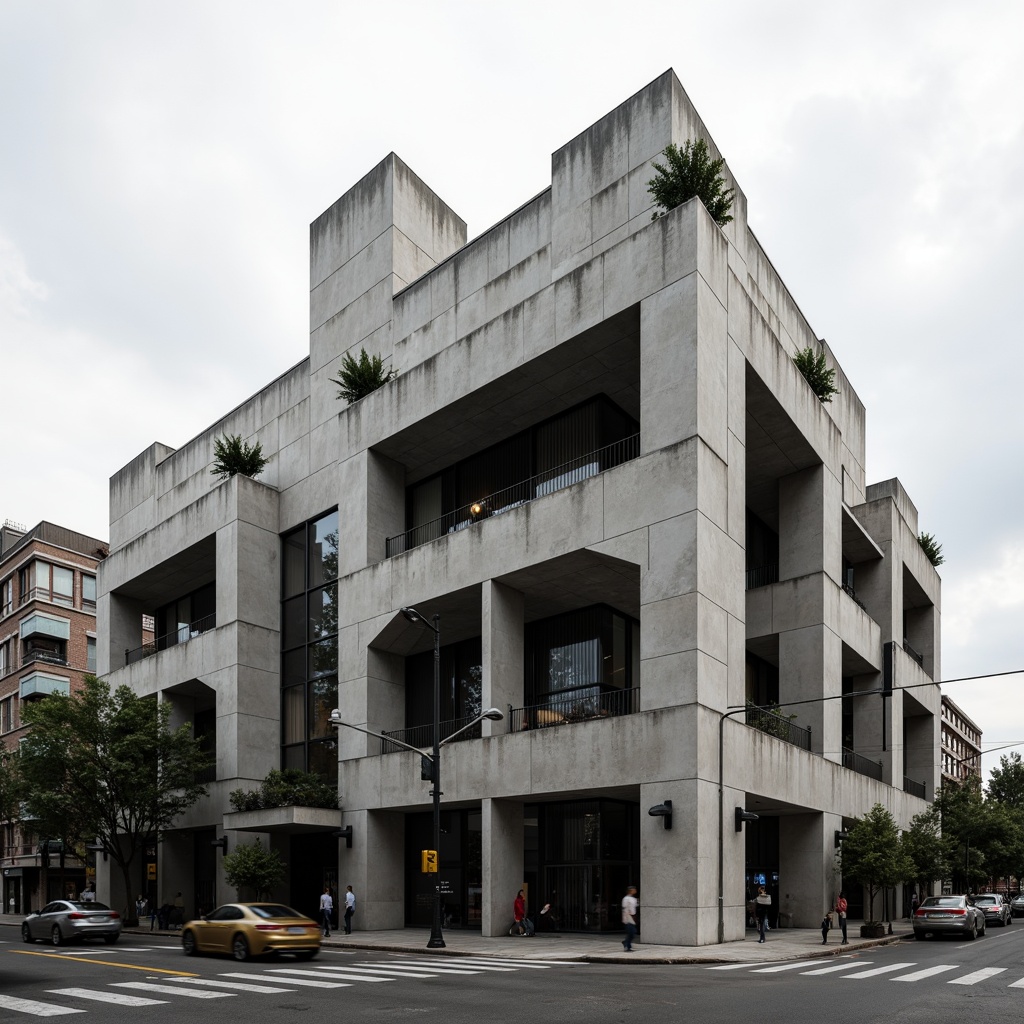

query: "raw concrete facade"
(97, 70), (940, 944)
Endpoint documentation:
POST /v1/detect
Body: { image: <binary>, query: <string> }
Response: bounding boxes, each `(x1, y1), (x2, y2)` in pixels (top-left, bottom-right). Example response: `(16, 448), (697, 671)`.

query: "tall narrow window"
(82, 575), (96, 611)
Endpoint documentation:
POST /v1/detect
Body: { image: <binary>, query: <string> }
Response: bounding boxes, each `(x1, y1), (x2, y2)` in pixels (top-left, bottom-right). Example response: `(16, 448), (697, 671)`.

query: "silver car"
(973, 893), (1012, 927)
(913, 895), (986, 940)
(1010, 894), (1024, 919)
(22, 900), (122, 946)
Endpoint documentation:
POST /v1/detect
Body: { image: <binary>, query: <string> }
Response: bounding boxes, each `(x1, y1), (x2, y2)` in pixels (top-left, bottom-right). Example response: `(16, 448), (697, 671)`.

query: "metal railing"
(843, 746), (883, 781)
(842, 581), (867, 610)
(745, 706), (812, 751)
(380, 714), (482, 754)
(507, 687), (639, 732)
(125, 613), (217, 666)
(904, 776), (926, 799)
(385, 434), (641, 557)
(22, 649), (68, 668)
(745, 564), (779, 590)
(902, 639), (924, 666)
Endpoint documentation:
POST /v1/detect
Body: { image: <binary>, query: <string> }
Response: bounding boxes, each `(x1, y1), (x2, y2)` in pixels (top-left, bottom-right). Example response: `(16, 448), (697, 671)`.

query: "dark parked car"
(1010, 894), (1024, 918)
(913, 895), (986, 940)
(22, 900), (121, 945)
(973, 893), (1012, 927)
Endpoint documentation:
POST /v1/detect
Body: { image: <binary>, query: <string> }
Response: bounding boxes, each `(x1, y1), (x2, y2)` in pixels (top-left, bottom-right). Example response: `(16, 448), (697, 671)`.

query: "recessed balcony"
(125, 612), (217, 666)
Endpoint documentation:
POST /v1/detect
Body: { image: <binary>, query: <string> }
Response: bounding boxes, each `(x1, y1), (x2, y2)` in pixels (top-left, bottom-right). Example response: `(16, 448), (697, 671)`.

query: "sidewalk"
(0, 913), (911, 964)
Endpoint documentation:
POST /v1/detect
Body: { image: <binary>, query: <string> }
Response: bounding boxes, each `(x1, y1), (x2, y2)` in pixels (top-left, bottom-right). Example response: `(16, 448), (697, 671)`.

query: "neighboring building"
(97, 70), (941, 945)
(1, 519), (108, 913)
(940, 695), (982, 786)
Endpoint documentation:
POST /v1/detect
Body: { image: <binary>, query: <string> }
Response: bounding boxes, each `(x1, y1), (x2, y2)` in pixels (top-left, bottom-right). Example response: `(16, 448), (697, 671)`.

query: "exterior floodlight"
(835, 829), (850, 848)
(211, 836), (228, 854)
(333, 825), (353, 849)
(735, 807), (759, 832)
(648, 800), (673, 830)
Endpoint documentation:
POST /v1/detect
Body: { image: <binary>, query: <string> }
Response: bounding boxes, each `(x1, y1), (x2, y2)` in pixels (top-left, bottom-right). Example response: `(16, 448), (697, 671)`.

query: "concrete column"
(481, 580), (524, 737)
(97, 591), (145, 675)
(337, 450), (405, 578)
(779, 625), (842, 756)
(779, 465), (842, 585)
(778, 812), (840, 928)
(351, 809), (405, 930)
(481, 798), (523, 937)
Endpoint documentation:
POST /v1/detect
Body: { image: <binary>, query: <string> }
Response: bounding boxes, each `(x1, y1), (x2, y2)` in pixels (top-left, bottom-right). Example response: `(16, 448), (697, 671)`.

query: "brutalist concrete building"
(97, 70), (940, 944)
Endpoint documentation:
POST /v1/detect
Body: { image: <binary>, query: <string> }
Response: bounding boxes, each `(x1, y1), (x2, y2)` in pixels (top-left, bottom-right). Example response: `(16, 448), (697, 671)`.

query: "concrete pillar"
(97, 590), (145, 675)
(481, 798), (523, 936)
(779, 625), (841, 756)
(337, 450), (406, 578)
(779, 812), (840, 928)
(481, 580), (523, 737)
(348, 808), (404, 930)
(779, 465), (842, 585)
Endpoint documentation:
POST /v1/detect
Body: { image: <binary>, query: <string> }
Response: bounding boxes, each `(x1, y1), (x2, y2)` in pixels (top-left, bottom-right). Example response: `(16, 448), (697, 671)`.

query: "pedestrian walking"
(910, 890), (919, 916)
(835, 890), (848, 944)
(320, 885), (334, 937)
(172, 891), (184, 930)
(513, 889), (526, 935)
(821, 910), (833, 944)
(344, 885), (355, 934)
(135, 894), (148, 922)
(621, 885), (638, 951)
(80, 884), (96, 903)
(755, 885), (771, 943)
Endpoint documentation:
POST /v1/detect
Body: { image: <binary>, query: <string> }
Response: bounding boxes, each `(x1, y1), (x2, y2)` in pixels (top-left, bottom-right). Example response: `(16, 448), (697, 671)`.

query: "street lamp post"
(329, 604), (502, 950)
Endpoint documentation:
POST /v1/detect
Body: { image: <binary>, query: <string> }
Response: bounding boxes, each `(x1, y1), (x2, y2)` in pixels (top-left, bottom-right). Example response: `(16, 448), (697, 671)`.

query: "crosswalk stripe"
(707, 962), (779, 971)
(267, 968), (389, 983)
(438, 957), (583, 967)
(0, 994), (84, 1017)
(842, 963), (917, 979)
(800, 961), (873, 976)
(331, 962), (478, 976)
(171, 978), (299, 993)
(892, 965), (959, 982)
(46, 989), (165, 1006)
(948, 967), (1007, 986)
(220, 973), (350, 989)
(752, 960), (830, 974)
(329, 966), (438, 978)
(111, 982), (233, 999)
(1006, 977), (1024, 989)
(377, 960), (514, 973)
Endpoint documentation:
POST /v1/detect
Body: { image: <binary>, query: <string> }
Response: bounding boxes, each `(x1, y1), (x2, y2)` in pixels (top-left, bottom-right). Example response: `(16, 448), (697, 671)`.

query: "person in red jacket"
(835, 891), (849, 944)
(513, 890), (526, 935)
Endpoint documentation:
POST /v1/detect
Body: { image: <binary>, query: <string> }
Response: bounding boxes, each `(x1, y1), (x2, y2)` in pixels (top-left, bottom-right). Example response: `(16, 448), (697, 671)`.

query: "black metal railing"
(22, 649), (68, 668)
(904, 776), (926, 799)
(843, 747), (883, 781)
(385, 434), (641, 557)
(745, 564), (779, 590)
(507, 687), (639, 732)
(380, 714), (482, 754)
(902, 639), (924, 666)
(842, 581), (867, 610)
(746, 706), (812, 751)
(125, 613), (217, 666)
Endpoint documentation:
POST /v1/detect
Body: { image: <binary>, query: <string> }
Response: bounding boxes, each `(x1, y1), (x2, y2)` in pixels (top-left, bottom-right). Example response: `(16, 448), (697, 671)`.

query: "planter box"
(860, 923), (886, 938)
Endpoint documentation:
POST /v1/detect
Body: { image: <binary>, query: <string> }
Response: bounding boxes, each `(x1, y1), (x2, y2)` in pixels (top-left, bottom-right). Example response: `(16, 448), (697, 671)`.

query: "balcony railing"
(380, 714), (482, 754)
(745, 705), (812, 751)
(22, 649), (68, 668)
(842, 581), (867, 610)
(904, 776), (926, 799)
(745, 564), (779, 590)
(125, 613), (217, 666)
(507, 687), (639, 732)
(385, 434), (641, 558)
(902, 638), (924, 666)
(843, 746), (883, 781)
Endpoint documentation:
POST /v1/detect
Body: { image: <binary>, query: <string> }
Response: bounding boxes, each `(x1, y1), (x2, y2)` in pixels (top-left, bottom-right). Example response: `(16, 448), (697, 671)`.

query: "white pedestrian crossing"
(0, 994), (84, 1017)
(268, 967), (391, 983)
(220, 971), (350, 988)
(171, 977), (299, 993)
(839, 963), (917, 979)
(891, 965), (959, 982)
(800, 961), (873, 975)
(376, 959), (517, 973)
(948, 967), (1007, 985)
(111, 982), (233, 999)
(751, 960), (829, 973)
(46, 989), (165, 1006)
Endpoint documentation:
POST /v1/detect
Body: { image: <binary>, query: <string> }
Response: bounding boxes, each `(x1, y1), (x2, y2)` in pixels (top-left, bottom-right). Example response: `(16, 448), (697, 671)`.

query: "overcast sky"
(1, 1), (1021, 779)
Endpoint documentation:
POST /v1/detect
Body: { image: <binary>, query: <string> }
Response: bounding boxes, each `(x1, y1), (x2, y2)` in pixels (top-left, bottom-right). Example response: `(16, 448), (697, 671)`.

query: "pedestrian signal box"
(421, 849), (438, 873)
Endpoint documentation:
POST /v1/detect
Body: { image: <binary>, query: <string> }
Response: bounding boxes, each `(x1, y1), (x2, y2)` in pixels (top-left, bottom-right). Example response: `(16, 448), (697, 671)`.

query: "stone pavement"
(0, 913), (911, 964)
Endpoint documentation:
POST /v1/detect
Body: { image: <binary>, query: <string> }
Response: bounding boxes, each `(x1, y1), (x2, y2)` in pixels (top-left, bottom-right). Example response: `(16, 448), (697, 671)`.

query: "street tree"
(0, 745), (24, 837)
(223, 838), (286, 900)
(936, 776), (989, 892)
(987, 751), (1024, 809)
(19, 676), (210, 923)
(840, 803), (913, 924)
(902, 804), (950, 895)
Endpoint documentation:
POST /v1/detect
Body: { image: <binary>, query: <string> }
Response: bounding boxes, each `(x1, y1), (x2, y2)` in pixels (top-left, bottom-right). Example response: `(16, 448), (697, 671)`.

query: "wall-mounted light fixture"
(84, 840), (107, 863)
(211, 836), (228, 854)
(834, 829), (849, 849)
(735, 807), (759, 832)
(648, 800), (673, 830)
(333, 825), (354, 849)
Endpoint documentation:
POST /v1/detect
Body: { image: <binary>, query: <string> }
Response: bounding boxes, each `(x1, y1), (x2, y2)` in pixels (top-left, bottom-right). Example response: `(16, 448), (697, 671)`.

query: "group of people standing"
(320, 884), (355, 937)
(752, 885), (849, 945)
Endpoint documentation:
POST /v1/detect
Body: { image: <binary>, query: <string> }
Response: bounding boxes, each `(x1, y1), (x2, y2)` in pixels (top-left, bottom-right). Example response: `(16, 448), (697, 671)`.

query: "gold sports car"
(181, 903), (321, 960)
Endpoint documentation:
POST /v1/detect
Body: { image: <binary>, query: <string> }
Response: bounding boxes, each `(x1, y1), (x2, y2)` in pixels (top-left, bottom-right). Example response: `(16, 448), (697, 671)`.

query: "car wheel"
(103, 934), (118, 945)
(51, 925), (64, 947)
(181, 930), (197, 956)
(231, 934), (250, 962)
(21, 924), (34, 944)
(979, 919), (986, 936)
(968, 920), (977, 940)
(294, 950), (318, 961)
(913, 930), (925, 940)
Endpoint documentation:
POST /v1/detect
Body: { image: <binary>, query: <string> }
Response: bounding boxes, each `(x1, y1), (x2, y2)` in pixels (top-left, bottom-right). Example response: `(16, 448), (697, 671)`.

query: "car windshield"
(67, 902), (111, 911)
(974, 897), (996, 905)
(921, 897), (963, 908)
(249, 904), (303, 919)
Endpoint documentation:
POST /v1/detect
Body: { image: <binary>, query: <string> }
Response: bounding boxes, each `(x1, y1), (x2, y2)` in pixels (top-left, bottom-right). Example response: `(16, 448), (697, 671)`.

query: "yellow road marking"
(10, 950), (198, 976)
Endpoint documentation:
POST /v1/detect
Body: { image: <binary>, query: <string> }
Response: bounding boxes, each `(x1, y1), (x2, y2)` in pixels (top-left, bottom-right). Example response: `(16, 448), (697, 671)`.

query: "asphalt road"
(2, 925), (1024, 1023)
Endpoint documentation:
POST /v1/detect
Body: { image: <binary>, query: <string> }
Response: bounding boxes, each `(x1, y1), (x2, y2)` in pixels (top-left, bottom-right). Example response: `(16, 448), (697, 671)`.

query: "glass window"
(86, 637), (96, 674)
(282, 648), (306, 687)
(282, 530), (305, 598)
(308, 584), (337, 642)
(52, 566), (74, 607)
(308, 638), (337, 678)
(308, 511), (339, 588)
(1, 577), (12, 616)
(282, 596), (305, 650)
(308, 677), (338, 739)
(282, 686), (305, 745)
(82, 575), (96, 609)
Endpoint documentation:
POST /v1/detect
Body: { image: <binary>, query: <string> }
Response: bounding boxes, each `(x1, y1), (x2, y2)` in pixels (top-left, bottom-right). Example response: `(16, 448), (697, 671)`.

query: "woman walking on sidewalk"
(755, 886), (771, 943)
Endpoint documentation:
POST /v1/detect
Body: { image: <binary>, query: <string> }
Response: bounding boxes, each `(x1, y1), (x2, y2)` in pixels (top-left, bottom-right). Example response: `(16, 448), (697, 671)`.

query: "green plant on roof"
(793, 347), (839, 403)
(210, 434), (268, 480)
(648, 139), (735, 227)
(918, 532), (944, 567)
(332, 348), (397, 404)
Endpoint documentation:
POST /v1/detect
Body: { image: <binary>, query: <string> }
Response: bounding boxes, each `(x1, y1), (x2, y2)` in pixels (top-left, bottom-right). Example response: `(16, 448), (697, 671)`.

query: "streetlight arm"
(438, 708), (504, 748)
(328, 712), (431, 760)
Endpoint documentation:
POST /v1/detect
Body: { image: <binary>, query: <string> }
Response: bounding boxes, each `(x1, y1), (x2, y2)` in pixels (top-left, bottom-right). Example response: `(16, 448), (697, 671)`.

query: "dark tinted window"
(249, 904), (304, 919)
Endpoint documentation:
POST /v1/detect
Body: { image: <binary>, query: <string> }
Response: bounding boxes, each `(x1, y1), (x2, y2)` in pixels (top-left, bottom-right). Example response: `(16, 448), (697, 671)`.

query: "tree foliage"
(839, 803), (913, 922)
(229, 768), (340, 812)
(19, 676), (210, 923)
(647, 139), (735, 226)
(793, 347), (839, 403)
(987, 752), (1024, 809)
(211, 433), (269, 480)
(0, 746), (24, 835)
(222, 838), (286, 900)
(332, 348), (397, 404)
(901, 804), (950, 892)
(918, 532), (945, 567)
